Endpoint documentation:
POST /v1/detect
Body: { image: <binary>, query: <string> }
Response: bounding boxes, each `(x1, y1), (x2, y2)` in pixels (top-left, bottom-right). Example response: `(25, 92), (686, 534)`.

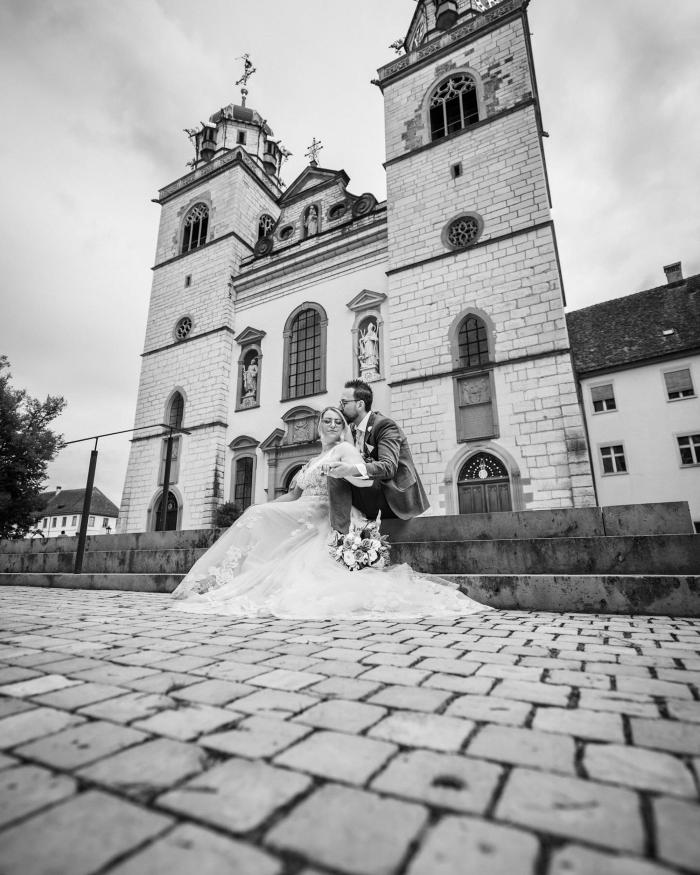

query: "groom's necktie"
(354, 427), (364, 453)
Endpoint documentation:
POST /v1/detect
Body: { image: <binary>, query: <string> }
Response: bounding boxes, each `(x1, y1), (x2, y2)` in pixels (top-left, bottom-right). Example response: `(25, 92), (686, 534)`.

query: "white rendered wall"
(581, 357), (700, 524)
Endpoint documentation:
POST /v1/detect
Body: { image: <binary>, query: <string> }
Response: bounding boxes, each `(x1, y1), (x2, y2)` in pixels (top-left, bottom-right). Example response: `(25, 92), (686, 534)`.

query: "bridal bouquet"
(329, 512), (390, 572)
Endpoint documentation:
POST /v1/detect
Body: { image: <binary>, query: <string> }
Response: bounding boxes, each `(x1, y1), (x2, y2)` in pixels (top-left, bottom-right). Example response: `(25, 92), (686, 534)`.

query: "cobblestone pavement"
(0, 587), (699, 875)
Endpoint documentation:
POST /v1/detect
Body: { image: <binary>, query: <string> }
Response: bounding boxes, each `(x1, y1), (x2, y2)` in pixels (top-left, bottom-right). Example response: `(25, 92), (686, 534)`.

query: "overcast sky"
(1, 0), (699, 505)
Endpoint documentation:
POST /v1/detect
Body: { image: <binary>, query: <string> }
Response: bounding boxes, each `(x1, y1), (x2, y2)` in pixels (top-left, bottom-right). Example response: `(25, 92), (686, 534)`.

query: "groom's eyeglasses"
(321, 419), (343, 427)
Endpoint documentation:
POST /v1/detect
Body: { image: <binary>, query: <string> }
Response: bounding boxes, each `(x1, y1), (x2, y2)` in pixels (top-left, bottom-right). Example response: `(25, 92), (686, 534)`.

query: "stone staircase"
(1, 502), (698, 615)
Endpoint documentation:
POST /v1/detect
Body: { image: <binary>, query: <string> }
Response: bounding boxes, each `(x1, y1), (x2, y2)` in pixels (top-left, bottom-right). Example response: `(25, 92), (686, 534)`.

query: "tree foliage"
(215, 501), (242, 528)
(0, 357), (66, 539)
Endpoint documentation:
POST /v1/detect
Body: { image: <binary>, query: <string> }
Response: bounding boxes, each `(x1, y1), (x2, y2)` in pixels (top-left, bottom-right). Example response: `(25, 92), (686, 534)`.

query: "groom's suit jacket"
(358, 411), (429, 519)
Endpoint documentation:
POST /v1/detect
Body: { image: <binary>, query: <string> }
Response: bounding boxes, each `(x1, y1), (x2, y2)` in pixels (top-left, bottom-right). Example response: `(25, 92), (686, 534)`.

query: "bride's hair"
(318, 406), (353, 444)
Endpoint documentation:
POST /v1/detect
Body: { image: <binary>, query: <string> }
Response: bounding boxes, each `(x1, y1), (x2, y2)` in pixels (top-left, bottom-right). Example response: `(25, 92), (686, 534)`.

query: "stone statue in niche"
(241, 356), (259, 407)
(358, 320), (380, 381)
(304, 205), (319, 238)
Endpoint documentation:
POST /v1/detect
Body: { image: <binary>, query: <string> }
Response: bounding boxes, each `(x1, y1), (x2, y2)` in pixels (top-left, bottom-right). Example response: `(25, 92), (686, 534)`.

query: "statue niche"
(358, 317), (380, 382)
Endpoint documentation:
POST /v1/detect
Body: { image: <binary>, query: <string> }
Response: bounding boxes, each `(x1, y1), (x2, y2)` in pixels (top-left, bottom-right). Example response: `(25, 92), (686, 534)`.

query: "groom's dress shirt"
(353, 413), (371, 479)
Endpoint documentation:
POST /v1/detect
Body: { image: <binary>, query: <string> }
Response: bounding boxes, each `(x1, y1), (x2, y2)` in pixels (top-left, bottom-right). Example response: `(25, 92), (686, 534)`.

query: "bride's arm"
(274, 485), (302, 503)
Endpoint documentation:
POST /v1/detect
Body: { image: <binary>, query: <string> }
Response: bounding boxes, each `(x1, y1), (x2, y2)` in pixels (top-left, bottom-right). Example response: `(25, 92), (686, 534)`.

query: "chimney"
(663, 262), (683, 284)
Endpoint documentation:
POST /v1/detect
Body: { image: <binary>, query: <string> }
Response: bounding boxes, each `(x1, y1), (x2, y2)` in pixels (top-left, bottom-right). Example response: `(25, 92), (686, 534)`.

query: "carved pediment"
(281, 405), (321, 446)
(280, 166), (350, 205)
(235, 326), (266, 347)
(229, 435), (259, 452)
(346, 289), (388, 313)
(259, 428), (285, 453)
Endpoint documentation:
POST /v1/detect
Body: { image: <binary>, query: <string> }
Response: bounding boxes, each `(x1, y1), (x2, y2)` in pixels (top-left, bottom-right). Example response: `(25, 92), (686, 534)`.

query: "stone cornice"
(142, 326), (235, 358)
(152, 229), (254, 271)
(375, 0), (526, 91)
(154, 148), (281, 206)
(236, 214), (388, 292)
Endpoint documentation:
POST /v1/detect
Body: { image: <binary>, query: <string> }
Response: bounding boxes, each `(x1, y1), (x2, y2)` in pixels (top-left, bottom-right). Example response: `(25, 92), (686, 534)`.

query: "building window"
(52, 517), (57, 527)
(61, 516), (67, 527)
(71, 516), (77, 526)
(258, 214), (275, 239)
(665, 369), (695, 400)
(600, 445), (627, 474)
(184, 275), (192, 288)
(88, 515), (95, 526)
(181, 203), (209, 254)
(444, 213), (483, 250)
(457, 316), (489, 368)
(158, 437), (181, 485)
(174, 317), (193, 341)
(237, 131), (247, 145)
(430, 74), (479, 141)
(591, 384), (616, 413)
(234, 457), (254, 511)
(329, 202), (347, 221)
(102, 518), (109, 528)
(42, 519), (47, 529)
(167, 392), (185, 429)
(283, 304), (328, 401)
(278, 224), (295, 241)
(678, 434), (700, 466)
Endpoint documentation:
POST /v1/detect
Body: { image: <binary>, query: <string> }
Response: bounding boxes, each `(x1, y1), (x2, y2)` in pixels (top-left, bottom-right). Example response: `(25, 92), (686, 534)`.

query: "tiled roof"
(39, 488), (119, 518)
(566, 273), (700, 376)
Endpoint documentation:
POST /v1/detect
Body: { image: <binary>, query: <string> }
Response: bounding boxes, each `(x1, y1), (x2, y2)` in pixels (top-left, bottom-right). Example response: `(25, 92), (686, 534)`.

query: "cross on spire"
(235, 53), (256, 105)
(305, 137), (323, 166)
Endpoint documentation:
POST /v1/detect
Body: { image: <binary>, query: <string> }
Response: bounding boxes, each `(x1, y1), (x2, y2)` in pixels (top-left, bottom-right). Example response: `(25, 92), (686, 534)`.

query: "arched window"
(282, 304), (328, 400)
(258, 214), (275, 239)
(181, 203), (209, 254)
(233, 457), (254, 511)
(167, 392), (184, 429)
(457, 316), (490, 368)
(429, 74), (479, 141)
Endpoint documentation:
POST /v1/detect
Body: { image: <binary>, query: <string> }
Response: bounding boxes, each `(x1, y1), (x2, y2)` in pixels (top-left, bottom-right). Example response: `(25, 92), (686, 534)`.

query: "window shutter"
(664, 369), (693, 394)
(591, 384), (614, 402)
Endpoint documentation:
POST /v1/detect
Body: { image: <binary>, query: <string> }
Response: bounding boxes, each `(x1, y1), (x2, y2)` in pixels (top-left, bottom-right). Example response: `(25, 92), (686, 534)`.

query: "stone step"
(448, 574), (700, 618)
(2, 572), (699, 616)
(4, 535), (698, 576)
(0, 573), (183, 593)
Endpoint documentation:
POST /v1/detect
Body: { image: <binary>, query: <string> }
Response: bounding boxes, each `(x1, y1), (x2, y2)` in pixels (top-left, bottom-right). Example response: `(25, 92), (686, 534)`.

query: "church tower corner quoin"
(119, 0), (596, 532)
(377, 0), (595, 513)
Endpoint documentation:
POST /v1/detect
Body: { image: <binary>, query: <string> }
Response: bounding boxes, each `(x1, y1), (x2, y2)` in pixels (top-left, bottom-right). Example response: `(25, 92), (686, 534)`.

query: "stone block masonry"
(0, 586), (698, 874)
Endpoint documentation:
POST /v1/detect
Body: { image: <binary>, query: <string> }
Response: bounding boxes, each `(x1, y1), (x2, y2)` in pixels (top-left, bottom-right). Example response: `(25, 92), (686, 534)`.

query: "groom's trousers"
(328, 477), (397, 534)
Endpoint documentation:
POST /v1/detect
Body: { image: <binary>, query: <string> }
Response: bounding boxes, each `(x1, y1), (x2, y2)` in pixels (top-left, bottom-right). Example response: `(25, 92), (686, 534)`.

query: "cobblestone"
(0, 588), (698, 874)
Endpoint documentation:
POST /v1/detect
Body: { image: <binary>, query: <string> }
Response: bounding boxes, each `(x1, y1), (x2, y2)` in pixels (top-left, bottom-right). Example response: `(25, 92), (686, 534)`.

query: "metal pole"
(159, 431), (174, 531)
(74, 440), (98, 574)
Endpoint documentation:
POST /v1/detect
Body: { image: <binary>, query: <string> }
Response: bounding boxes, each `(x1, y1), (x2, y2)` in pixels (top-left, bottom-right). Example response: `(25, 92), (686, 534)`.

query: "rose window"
(447, 215), (481, 249)
(175, 317), (193, 340)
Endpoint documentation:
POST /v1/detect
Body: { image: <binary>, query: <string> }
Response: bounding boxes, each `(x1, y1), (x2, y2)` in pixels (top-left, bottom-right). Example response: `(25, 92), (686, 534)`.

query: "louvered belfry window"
(288, 309), (322, 398)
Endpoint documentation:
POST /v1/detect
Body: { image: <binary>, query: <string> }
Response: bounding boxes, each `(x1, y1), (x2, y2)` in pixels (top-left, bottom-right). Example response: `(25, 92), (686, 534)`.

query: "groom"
(326, 379), (429, 534)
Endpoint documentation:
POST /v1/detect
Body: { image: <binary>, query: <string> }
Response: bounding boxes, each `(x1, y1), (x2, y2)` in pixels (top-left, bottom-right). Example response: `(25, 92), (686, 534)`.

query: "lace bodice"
(295, 459), (328, 497)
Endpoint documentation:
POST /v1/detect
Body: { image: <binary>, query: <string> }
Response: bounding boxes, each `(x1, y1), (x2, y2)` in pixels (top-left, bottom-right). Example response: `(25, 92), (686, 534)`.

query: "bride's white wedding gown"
(172, 457), (488, 619)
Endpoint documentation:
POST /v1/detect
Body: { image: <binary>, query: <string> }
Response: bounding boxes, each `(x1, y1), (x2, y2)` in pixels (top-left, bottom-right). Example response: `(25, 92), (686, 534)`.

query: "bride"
(171, 406), (488, 619)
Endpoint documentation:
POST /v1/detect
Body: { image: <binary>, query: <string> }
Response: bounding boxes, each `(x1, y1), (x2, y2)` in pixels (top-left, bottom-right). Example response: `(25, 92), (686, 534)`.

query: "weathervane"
(235, 53), (256, 106)
(305, 137), (323, 166)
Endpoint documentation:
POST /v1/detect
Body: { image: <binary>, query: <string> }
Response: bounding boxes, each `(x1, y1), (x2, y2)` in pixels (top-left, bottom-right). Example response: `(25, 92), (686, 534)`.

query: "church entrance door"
(457, 452), (512, 514)
(154, 490), (179, 530)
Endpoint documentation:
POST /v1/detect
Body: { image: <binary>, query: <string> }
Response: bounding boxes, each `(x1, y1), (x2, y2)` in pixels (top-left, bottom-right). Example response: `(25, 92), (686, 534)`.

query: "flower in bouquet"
(329, 511), (390, 572)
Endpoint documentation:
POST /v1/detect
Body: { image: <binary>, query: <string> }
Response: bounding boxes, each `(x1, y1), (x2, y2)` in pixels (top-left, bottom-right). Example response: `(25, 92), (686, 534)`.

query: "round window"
(175, 317), (193, 340)
(329, 202), (347, 221)
(278, 224), (295, 241)
(444, 213), (483, 250)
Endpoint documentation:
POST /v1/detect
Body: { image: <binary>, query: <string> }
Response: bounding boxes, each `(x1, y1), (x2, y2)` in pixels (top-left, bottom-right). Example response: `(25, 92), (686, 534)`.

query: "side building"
(568, 264), (700, 531)
(118, 0), (596, 533)
(34, 488), (119, 538)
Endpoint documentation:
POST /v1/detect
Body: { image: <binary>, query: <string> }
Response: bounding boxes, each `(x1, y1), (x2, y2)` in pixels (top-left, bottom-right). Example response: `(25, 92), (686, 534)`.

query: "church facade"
(118, 0), (596, 534)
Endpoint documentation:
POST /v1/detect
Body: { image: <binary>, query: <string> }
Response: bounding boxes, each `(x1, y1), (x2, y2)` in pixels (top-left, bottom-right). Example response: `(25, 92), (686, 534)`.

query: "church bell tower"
(376, 0), (595, 511)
